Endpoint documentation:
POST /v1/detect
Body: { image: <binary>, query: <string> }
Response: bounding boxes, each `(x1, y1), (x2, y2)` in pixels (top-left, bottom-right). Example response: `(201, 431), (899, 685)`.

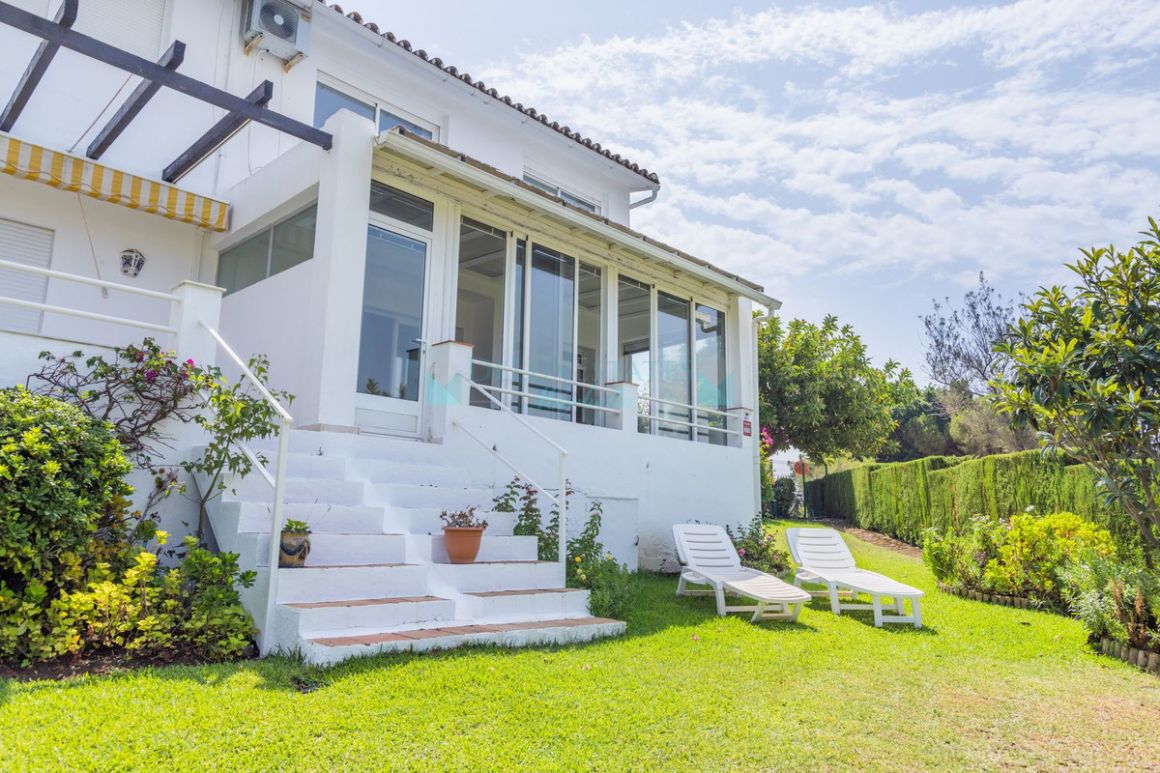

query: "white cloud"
(477, 0), (1160, 367)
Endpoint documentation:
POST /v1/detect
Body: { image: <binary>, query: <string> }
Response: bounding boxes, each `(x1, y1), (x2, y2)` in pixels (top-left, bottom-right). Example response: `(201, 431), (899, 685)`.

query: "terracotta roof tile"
(323, 3), (660, 185)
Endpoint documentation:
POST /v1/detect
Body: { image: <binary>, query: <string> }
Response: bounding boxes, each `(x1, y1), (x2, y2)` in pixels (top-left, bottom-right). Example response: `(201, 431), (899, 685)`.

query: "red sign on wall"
(742, 418), (752, 437)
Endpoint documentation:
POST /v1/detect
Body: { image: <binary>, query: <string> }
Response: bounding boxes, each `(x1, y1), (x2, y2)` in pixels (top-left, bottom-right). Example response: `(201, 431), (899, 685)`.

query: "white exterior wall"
(0, 1), (768, 571)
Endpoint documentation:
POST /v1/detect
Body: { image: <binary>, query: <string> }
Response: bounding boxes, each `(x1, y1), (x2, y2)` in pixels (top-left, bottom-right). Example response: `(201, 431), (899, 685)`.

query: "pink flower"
(185, 358), (195, 367)
(134, 351), (145, 363)
(144, 369), (157, 383)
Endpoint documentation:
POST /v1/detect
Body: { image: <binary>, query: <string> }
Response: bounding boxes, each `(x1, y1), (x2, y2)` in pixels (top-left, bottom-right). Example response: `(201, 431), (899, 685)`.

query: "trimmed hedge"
(805, 451), (1143, 561)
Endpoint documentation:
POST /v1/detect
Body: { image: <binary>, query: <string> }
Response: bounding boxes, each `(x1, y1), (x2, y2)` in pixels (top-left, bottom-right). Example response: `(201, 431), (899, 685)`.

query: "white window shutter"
(75, 0), (168, 59)
(0, 217), (53, 334)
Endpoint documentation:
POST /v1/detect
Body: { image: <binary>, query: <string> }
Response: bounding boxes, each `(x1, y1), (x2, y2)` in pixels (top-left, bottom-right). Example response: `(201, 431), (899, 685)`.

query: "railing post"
(426, 340), (473, 442)
(168, 280), (223, 367)
(558, 453), (567, 567)
(260, 415), (292, 656)
(607, 381), (639, 434)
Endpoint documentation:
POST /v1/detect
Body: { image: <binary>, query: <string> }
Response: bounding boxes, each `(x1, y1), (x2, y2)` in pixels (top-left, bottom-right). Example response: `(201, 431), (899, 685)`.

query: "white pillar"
(608, 381), (639, 433)
(299, 109), (376, 427)
(425, 340), (473, 442)
(168, 280), (223, 368)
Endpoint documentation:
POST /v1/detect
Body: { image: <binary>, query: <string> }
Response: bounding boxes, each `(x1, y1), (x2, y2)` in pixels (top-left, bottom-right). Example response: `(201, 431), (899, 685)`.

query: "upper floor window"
(217, 204), (317, 295)
(522, 173), (600, 214)
(313, 82), (435, 141)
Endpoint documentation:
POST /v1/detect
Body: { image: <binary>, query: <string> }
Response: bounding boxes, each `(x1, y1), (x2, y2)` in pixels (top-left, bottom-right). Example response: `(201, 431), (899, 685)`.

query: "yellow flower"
(155, 530), (169, 546)
(574, 555), (582, 563)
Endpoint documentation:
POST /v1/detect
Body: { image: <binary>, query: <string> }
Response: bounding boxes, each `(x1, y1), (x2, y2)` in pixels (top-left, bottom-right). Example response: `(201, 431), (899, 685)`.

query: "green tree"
(993, 218), (1160, 558)
(758, 314), (916, 462)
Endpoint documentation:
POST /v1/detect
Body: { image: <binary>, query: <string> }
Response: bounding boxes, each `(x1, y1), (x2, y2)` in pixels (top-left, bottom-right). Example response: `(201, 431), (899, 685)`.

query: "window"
(76, 0), (167, 59)
(370, 182), (434, 230)
(695, 304), (729, 445)
(216, 205), (316, 295)
(656, 292), (692, 438)
(0, 216), (52, 334)
(617, 276), (651, 432)
(522, 174), (599, 214)
(313, 82), (435, 140)
(456, 218), (507, 406)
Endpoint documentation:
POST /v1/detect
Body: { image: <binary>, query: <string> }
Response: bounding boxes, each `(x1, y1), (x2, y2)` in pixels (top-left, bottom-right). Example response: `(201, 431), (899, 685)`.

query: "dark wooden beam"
(163, 81), (272, 183)
(86, 40), (185, 160)
(0, 0), (78, 132)
(0, 2), (332, 150)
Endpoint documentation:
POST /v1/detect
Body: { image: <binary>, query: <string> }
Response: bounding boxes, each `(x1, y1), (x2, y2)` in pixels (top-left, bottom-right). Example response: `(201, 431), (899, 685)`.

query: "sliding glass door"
(527, 245), (575, 420)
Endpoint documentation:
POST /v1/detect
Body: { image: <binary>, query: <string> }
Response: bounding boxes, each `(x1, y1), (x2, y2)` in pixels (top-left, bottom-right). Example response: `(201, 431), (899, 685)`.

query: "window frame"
(521, 171), (601, 215)
(314, 75), (439, 142)
(215, 202), (318, 296)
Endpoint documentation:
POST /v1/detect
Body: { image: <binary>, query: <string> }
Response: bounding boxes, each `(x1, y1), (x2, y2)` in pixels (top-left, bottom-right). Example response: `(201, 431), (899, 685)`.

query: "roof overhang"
(1, 133), (230, 231)
(375, 130), (777, 308)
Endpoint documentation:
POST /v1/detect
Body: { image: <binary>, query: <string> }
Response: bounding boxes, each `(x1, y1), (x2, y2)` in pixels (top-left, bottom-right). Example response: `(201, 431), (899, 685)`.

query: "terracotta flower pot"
(443, 526), (485, 563)
(279, 533), (311, 567)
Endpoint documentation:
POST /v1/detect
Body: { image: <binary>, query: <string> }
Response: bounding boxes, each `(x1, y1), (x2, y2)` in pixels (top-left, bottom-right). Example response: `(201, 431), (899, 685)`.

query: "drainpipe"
(751, 310), (773, 517)
(628, 187), (659, 210)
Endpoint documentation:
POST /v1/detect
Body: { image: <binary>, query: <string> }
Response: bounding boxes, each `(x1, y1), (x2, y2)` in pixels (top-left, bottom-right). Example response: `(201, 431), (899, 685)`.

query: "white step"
(426, 534), (539, 562)
(284, 453), (348, 479)
(224, 476), (366, 506)
(389, 508), (517, 536)
(368, 482), (494, 509)
(255, 532), (407, 566)
(250, 430), (456, 464)
(301, 617), (626, 665)
(346, 458), (479, 486)
(462, 588), (590, 621)
(216, 502), (387, 533)
(432, 560), (565, 593)
(275, 563), (428, 603)
(280, 595), (455, 636)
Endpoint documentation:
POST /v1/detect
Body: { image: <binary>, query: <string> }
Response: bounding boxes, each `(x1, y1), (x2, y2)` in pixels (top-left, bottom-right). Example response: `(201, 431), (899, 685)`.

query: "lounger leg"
(828, 584), (842, 615)
(751, 601), (766, 622)
(872, 596), (884, 627)
(789, 602), (802, 623)
(894, 597), (904, 614)
(714, 585), (727, 616)
(677, 575), (687, 597)
(912, 598), (923, 628)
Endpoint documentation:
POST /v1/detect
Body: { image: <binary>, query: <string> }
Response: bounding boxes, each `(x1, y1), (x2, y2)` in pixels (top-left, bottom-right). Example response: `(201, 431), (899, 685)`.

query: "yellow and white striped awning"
(0, 134), (230, 232)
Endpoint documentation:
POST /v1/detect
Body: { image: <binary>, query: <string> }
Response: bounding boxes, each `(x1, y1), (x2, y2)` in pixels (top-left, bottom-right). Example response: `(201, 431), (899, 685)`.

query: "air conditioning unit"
(242, 0), (311, 68)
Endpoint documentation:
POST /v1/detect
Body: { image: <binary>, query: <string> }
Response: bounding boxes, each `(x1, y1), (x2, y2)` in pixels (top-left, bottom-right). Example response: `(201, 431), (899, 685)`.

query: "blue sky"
(355, 0), (1160, 379)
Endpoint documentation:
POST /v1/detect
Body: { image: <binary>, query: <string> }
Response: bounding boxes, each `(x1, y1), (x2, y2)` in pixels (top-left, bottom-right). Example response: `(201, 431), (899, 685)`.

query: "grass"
(3, 520), (1158, 771)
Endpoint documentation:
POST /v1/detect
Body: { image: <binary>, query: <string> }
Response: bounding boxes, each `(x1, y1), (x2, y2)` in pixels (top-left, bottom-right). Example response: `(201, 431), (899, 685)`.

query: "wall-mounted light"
(120, 249), (145, 278)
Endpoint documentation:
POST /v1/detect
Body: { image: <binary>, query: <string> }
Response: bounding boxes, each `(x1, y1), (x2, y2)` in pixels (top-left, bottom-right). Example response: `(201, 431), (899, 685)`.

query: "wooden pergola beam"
(163, 81), (272, 183)
(0, 1), (331, 150)
(87, 40), (185, 160)
(0, 0), (78, 132)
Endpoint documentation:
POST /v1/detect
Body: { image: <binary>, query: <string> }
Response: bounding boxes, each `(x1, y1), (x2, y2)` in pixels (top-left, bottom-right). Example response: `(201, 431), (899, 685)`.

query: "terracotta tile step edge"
(311, 617), (621, 647)
(466, 588), (583, 597)
(286, 596), (447, 609)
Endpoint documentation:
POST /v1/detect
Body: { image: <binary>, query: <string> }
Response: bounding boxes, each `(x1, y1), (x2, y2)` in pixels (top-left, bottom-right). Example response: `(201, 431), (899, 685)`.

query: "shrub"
(922, 512), (1116, 607)
(0, 388), (133, 662)
(494, 477), (559, 561)
(581, 558), (637, 620)
(726, 515), (792, 576)
(52, 536), (256, 662)
(1061, 556), (1160, 653)
(771, 476), (797, 518)
(982, 512), (1115, 603)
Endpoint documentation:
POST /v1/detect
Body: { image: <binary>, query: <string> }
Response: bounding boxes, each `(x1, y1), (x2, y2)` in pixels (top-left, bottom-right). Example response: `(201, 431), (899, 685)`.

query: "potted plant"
(440, 506), (489, 564)
(279, 519), (312, 568)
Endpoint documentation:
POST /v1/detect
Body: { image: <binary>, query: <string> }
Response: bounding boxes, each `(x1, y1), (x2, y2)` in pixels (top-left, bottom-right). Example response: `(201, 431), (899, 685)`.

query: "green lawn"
(3, 521), (1158, 771)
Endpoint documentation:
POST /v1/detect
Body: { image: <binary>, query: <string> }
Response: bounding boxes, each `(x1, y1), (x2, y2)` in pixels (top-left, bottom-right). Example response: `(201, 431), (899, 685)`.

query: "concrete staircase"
(203, 429), (623, 665)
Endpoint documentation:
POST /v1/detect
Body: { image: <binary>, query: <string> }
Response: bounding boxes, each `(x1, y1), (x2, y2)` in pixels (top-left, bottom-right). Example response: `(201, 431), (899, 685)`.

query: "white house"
(0, 0), (777, 663)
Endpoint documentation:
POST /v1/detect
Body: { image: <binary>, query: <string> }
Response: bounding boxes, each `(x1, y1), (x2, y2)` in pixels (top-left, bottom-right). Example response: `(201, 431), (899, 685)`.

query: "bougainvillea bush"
(727, 515), (793, 576)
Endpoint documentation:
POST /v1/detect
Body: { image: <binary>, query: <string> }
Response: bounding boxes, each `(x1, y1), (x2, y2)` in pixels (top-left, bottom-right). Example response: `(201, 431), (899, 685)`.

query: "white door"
(354, 217), (431, 436)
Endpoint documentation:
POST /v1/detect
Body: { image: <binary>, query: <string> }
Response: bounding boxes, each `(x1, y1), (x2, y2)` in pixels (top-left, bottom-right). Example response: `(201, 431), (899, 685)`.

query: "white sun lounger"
(786, 527), (923, 628)
(672, 524), (812, 622)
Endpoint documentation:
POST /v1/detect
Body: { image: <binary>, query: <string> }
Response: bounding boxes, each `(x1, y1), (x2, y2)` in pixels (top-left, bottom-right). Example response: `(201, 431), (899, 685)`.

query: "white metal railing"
(200, 321), (293, 657)
(0, 257), (178, 334)
(455, 375), (568, 567)
(469, 358), (622, 418)
(638, 394), (740, 439)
